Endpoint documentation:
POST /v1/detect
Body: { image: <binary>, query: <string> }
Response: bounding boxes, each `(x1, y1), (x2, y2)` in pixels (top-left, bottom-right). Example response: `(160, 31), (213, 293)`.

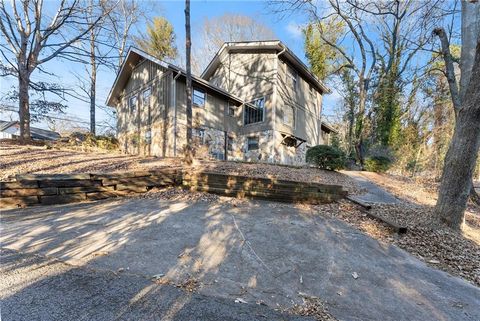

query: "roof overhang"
(321, 121), (337, 134)
(200, 40), (331, 95)
(106, 47), (244, 107)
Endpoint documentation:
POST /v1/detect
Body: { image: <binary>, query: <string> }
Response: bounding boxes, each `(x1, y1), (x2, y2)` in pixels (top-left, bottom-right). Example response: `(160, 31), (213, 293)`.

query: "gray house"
(106, 41), (335, 165)
(0, 120), (61, 141)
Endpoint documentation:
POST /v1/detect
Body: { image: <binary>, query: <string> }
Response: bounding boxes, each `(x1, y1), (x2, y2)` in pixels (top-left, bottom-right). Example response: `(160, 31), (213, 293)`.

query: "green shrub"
(364, 155), (392, 172)
(306, 145), (346, 171)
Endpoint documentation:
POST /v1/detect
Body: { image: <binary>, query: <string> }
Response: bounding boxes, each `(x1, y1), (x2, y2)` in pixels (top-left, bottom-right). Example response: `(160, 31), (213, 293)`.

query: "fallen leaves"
(288, 296), (337, 321)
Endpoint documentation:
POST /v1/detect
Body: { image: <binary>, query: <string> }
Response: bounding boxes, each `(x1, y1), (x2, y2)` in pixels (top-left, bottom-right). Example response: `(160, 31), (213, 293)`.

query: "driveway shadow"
(1, 198), (479, 321)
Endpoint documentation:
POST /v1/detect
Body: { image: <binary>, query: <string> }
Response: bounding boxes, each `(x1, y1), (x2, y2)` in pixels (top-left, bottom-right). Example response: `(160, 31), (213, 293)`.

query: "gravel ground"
(0, 143), (361, 194)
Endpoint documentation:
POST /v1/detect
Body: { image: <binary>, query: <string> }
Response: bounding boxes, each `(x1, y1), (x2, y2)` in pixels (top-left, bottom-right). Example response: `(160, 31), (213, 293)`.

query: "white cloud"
(285, 21), (304, 39)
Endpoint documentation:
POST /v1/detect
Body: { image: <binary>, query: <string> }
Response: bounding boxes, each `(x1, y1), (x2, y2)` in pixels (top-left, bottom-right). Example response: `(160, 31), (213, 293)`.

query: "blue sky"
(0, 0), (338, 132)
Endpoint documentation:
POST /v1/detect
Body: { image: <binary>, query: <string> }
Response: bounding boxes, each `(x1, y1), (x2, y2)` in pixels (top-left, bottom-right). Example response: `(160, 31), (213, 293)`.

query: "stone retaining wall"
(1, 169), (347, 209)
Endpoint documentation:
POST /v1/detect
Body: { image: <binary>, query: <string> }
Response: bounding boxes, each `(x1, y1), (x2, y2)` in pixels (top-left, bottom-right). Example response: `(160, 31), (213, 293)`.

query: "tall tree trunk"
(90, 27), (97, 135)
(184, 0), (193, 163)
(355, 77), (367, 165)
(18, 71), (31, 142)
(460, 0), (480, 101)
(461, 1), (480, 205)
(435, 41), (480, 229)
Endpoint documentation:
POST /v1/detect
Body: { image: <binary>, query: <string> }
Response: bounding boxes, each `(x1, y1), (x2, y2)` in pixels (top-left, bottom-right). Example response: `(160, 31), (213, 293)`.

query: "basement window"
(227, 136), (234, 151)
(247, 136), (259, 151)
(193, 88), (206, 107)
(244, 97), (265, 125)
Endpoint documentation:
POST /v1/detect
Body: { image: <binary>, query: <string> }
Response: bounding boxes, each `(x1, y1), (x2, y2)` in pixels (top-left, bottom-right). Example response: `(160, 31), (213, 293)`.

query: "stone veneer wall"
(119, 124), (308, 166)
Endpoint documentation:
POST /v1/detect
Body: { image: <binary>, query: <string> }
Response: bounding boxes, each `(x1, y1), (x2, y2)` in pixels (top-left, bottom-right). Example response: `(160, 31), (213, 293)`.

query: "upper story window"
(129, 95), (137, 113)
(287, 65), (297, 90)
(309, 84), (316, 99)
(283, 105), (295, 128)
(143, 87), (151, 105)
(228, 102), (235, 116)
(193, 88), (206, 107)
(244, 97), (265, 125)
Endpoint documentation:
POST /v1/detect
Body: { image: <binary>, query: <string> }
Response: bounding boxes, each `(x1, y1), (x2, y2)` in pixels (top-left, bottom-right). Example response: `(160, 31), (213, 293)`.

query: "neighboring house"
(107, 41), (336, 165)
(0, 120), (61, 141)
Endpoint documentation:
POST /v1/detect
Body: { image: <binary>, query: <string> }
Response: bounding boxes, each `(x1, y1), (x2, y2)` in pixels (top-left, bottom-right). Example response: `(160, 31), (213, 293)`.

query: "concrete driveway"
(1, 198), (479, 321)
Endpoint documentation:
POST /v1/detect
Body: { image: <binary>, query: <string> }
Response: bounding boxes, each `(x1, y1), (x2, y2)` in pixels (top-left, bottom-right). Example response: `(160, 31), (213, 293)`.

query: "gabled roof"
(106, 47), (245, 107)
(200, 40), (331, 94)
(0, 120), (61, 140)
(0, 120), (17, 131)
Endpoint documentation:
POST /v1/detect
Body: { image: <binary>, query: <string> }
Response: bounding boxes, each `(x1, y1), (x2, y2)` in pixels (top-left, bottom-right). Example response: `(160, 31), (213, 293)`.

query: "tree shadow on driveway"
(1, 198), (479, 321)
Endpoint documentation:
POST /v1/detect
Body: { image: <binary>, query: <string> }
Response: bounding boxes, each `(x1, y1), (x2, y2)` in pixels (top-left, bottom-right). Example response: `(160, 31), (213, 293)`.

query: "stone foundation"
(119, 124), (308, 166)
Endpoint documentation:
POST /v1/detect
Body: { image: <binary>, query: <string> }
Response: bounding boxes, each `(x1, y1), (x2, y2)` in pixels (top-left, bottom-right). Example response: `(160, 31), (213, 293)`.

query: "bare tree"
(0, 0), (109, 141)
(193, 13), (276, 73)
(108, 0), (145, 71)
(433, 0), (480, 229)
(313, 0), (377, 164)
(185, 0), (193, 163)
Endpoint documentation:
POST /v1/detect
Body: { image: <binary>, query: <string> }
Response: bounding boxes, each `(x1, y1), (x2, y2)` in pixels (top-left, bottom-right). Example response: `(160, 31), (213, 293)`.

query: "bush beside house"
(306, 145), (346, 171)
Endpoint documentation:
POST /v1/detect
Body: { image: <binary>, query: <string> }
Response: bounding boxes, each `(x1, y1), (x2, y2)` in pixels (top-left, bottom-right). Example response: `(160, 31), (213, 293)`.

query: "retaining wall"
(183, 172), (347, 204)
(0, 169), (181, 209)
(1, 169), (347, 209)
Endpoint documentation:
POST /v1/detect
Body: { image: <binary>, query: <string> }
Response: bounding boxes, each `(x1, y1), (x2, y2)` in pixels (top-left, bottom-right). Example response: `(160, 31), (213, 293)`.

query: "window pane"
(228, 102), (235, 116)
(244, 98), (265, 125)
(129, 96), (137, 113)
(193, 88), (205, 106)
(247, 137), (259, 150)
(283, 106), (294, 127)
(143, 88), (151, 101)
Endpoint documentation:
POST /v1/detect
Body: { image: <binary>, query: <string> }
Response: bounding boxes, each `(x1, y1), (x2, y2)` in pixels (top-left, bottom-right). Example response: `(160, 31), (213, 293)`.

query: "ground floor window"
(244, 97), (265, 125)
(247, 136), (259, 151)
(193, 88), (206, 107)
(227, 136), (234, 151)
(193, 128), (205, 144)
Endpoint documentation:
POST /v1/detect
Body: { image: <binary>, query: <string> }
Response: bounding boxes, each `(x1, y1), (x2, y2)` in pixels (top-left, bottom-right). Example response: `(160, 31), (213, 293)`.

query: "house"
(0, 120), (61, 141)
(106, 41), (336, 165)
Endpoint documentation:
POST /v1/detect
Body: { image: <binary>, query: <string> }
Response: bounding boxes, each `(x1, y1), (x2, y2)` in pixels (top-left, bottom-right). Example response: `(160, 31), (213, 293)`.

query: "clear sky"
(0, 0), (339, 132)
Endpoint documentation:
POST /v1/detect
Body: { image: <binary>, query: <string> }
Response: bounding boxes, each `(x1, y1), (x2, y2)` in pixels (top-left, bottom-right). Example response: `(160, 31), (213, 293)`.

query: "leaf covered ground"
(1, 142), (479, 289)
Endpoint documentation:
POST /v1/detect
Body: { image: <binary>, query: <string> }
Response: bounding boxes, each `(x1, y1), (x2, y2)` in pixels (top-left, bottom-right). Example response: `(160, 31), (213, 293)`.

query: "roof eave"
(200, 40), (331, 95)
